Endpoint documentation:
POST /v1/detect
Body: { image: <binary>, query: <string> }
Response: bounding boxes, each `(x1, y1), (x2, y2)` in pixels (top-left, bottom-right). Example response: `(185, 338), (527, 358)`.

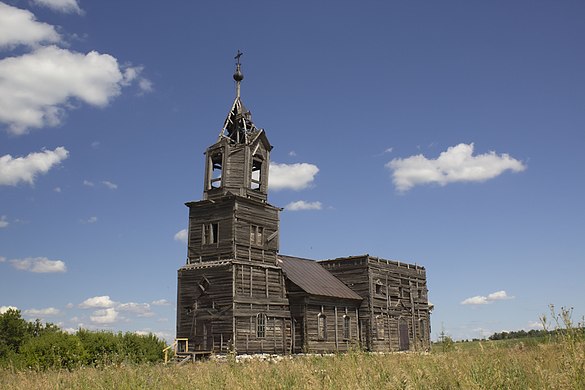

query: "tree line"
(0, 308), (167, 370)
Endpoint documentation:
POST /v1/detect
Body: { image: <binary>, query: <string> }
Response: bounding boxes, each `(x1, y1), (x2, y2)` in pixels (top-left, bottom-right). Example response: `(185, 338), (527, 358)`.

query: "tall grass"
(1, 339), (582, 389)
(1, 306), (583, 389)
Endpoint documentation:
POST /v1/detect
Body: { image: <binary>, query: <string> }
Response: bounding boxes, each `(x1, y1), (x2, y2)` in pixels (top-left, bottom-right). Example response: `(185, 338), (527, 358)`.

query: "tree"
(0, 309), (28, 358)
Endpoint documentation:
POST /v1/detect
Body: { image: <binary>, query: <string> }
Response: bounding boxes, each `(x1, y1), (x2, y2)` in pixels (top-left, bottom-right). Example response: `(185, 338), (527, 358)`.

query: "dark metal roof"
(279, 255), (362, 301)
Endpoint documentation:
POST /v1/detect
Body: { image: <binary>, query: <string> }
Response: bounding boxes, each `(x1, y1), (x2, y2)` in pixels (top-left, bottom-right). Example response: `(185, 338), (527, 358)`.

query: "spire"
(219, 50), (259, 144)
(234, 50), (243, 99)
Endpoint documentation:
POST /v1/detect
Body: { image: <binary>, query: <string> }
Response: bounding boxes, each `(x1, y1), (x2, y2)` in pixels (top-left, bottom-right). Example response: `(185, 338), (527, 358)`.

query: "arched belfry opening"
(203, 50), (272, 203)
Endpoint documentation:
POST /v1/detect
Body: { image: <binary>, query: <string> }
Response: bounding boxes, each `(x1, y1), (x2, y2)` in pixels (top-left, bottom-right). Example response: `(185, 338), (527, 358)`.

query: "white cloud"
(151, 299), (170, 306)
(65, 303), (74, 309)
(0, 3), (60, 49)
(386, 143), (526, 192)
(0, 215), (8, 228)
(269, 162), (319, 191)
(83, 180), (94, 187)
(24, 307), (60, 317)
(487, 290), (511, 301)
(90, 308), (118, 324)
(32, 0), (82, 14)
(81, 216), (98, 224)
(118, 302), (154, 317)
(53, 186), (62, 193)
(461, 296), (489, 305)
(174, 229), (187, 243)
(0, 256), (5, 262)
(528, 321), (544, 330)
(461, 290), (513, 305)
(101, 180), (118, 190)
(285, 200), (323, 211)
(384, 147), (393, 154)
(0, 306), (18, 314)
(79, 295), (116, 309)
(0, 147), (69, 186)
(138, 78), (153, 94)
(288, 151), (297, 157)
(9, 257), (67, 273)
(0, 45), (144, 134)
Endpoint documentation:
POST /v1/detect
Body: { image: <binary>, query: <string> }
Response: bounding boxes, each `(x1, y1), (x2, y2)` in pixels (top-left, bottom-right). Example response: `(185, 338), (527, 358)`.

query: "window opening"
(251, 157), (262, 190)
(375, 280), (385, 296)
(198, 276), (210, 293)
(343, 315), (351, 339)
(203, 223), (219, 244)
(256, 313), (267, 338)
(318, 313), (327, 340)
(376, 315), (385, 340)
(250, 225), (264, 246)
(209, 153), (223, 188)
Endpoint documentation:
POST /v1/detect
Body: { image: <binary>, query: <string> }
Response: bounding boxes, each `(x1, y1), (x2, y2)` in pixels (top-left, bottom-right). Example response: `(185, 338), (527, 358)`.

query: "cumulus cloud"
(151, 299), (170, 306)
(101, 180), (118, 190)
(24, 307), (60, 317)
(118, 302), (154, 317)
(285, 200), (322, 211)
(79, 295), (116, 309)
(0, 45), (146, 134)
(9, 257), (67, 273)
(90, 308), (118, 324)
(0, 306), (18, 314)
(174, 229), (188, 243)
(528, 321), (544, 330)
(32, 0), (82, 14)
(461, 290), (513, 305)
(0, 147), (69, 186)
(0, 215), (8, 228)
(269, 162), (319, 191)
(386, 143), (526, 192)
(0, 3), (60, 49)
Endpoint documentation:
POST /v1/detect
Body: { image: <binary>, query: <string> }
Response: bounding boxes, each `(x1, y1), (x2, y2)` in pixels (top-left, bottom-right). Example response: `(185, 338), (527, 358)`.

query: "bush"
(18, 331), (85, 371)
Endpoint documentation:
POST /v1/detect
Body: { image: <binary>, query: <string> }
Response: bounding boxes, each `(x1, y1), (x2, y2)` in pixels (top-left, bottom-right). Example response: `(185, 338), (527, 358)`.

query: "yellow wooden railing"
(163, 338), (189, 364)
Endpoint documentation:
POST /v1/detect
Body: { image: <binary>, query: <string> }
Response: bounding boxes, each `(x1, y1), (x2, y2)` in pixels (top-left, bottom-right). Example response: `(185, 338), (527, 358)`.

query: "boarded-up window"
(343, 315), (351, 339)
(318, 313), (327, 340)
(250, 225), (264, 246)
(376, 315), (385, 340)
(203, 223), (218, 244)
(257, 313), (267, 338)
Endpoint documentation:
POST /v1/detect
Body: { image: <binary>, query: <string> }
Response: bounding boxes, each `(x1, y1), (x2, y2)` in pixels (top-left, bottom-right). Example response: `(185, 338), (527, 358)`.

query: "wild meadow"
(1, 306), (583, 389)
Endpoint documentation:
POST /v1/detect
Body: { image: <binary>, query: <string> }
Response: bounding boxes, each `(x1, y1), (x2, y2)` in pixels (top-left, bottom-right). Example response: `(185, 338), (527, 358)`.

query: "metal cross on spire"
(233, 50), (244, 98)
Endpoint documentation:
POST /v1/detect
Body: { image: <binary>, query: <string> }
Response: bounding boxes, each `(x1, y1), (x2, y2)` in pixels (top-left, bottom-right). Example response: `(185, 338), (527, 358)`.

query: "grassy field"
(1, 337), (583, 390)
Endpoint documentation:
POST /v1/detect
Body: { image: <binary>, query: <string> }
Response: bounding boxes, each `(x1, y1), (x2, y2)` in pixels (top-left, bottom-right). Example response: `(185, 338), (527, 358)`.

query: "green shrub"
(18, 331), (85, 371)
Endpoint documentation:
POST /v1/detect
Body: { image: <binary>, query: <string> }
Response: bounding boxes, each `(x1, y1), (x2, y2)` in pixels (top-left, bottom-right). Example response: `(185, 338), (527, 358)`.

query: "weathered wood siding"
(186, 198), (234, 262)
(320, 256), (431, 351)
(234, 197), (279, 263)
(176, 262), (233, 353)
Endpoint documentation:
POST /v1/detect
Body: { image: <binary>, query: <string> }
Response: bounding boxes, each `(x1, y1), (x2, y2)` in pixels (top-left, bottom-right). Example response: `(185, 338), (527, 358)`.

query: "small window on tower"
(251, 157), (262, 190)
(209, 153), (223, 189)
(203, 223), (219, 244)
(250, 225), (264, 246)
(256, 313), (267, 338)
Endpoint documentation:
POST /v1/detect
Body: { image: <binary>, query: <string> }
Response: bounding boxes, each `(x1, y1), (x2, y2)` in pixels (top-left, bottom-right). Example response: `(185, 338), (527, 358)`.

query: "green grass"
(1, 337), (583, 389)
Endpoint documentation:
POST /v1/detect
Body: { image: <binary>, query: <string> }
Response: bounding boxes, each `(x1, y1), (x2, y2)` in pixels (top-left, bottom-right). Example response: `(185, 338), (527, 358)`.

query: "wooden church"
(175, 54), (431, 356)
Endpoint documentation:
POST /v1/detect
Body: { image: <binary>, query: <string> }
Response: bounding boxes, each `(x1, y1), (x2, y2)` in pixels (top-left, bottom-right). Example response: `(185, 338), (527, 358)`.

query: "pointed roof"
(217, 51), (264, 145)
(279, 255), (363, 300)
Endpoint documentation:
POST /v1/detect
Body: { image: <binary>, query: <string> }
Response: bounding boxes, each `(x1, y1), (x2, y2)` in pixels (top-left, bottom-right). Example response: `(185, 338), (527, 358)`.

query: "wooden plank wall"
(176, 264), (233, 353)
(302, 299), (360, 353)
(321, 256), (431, 351)
(187, 199), (234, 262)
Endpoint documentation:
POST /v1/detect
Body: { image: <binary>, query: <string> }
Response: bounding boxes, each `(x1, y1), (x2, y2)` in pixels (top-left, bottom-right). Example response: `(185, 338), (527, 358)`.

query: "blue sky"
(1, 0), (584, 341)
